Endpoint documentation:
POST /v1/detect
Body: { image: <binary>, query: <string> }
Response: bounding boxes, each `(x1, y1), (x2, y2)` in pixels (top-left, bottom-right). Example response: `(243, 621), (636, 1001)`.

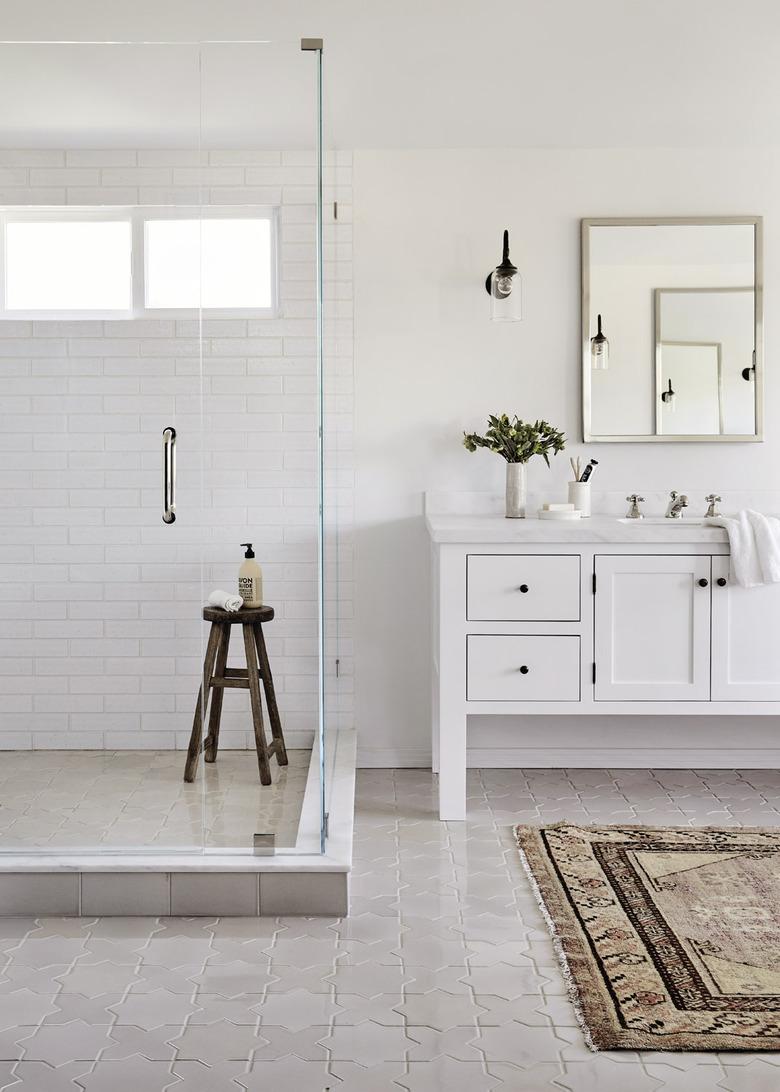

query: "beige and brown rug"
(516, 822), (780, 1051)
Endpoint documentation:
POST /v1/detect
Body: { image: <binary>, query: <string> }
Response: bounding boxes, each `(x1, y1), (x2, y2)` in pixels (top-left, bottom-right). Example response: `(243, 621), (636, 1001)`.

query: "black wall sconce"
(485, 229), (521, 321)
(742, 350), (757, 382)
(590, 314), (609, 370)
(661, 377), (676, 410)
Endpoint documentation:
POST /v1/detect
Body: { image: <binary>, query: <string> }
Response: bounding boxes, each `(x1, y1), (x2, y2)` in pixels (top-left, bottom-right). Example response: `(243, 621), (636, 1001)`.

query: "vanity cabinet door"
(711, 556), (780, 700)
(594, 555), (711, 701)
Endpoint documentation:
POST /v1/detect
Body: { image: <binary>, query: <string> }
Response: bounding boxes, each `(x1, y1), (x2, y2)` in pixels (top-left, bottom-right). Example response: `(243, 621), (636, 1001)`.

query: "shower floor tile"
(0, 750), (310, 851)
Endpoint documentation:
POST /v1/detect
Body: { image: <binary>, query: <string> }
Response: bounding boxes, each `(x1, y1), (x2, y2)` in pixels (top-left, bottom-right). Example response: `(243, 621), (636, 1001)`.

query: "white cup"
(568, 480), (591, 517)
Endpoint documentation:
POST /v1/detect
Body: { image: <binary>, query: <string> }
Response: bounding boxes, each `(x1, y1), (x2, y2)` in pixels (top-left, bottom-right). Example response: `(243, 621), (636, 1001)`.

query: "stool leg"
(254, 623), (288, 766)
(243, 622), (272, 786)
(204, 624), (230, 763)
(184, 621), (221, 783)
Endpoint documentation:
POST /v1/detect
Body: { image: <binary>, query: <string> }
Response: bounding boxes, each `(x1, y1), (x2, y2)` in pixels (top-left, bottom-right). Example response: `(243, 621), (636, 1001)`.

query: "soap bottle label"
(238, 576), (255, 604)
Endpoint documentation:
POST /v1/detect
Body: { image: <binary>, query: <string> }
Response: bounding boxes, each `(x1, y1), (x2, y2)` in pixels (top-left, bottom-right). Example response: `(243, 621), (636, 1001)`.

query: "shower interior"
(0, 39), (353, 884)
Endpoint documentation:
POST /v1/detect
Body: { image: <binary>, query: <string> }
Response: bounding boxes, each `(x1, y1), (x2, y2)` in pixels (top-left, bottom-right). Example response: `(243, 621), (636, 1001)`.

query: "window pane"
(145, 218), (272, 309)
(5, 220), (132, 311)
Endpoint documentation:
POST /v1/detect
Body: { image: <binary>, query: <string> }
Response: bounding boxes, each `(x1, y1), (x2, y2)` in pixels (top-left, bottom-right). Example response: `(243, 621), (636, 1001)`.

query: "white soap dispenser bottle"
(238, 543), (263, 608)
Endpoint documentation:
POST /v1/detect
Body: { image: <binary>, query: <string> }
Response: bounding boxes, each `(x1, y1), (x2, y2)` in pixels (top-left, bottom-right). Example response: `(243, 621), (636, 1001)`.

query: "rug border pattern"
(515, 821), (780, 1051)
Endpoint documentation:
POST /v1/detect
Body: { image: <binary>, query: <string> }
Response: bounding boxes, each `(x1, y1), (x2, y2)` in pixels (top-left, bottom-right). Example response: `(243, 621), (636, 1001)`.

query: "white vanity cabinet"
(711, 555), (780, 701)
(593, 555), (712, 701)
(428, 513), (780, 821)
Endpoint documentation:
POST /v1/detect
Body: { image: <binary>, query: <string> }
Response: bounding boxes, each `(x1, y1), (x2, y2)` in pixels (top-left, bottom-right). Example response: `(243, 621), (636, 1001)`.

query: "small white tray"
(537, 509), (582, 521)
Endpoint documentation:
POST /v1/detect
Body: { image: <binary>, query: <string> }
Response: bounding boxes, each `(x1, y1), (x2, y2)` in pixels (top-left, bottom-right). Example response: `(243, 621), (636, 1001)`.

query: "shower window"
(144, 212), (277, 312)
(1, 212), (133, 316)
(0, 206), (278, 320)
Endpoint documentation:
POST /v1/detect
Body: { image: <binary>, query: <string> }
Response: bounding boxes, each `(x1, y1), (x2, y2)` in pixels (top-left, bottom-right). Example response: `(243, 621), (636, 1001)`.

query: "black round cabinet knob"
(717, 577), (727, 587)
(519, 665), (529, 674)
(698, 578), (709, 587)
(519, 584), (529, 593)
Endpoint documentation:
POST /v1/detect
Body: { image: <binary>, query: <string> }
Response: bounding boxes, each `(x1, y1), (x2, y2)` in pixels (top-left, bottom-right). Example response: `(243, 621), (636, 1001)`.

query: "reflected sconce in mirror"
(590, 313), (609, 370)
(485, 229), (522, 321)
(661, 377), (676, 411)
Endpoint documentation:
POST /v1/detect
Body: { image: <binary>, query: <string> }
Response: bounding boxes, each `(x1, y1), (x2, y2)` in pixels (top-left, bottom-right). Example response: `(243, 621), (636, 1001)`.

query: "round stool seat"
(203, 605), (275, 624)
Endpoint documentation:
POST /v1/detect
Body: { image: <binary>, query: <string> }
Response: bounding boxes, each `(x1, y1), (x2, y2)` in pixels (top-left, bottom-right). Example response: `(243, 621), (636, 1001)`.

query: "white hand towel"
(207, 589), (243, 612)
(709, 510), (780, 587)
(747, 510), (780, 584)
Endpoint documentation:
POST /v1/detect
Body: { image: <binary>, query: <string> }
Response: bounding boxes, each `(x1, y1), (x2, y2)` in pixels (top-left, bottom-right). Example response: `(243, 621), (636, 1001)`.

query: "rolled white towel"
(208, 589), (243, 613)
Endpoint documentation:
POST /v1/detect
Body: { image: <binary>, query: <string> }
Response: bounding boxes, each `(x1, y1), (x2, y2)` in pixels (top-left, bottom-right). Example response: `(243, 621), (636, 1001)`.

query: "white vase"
(505, 462), (527, 518)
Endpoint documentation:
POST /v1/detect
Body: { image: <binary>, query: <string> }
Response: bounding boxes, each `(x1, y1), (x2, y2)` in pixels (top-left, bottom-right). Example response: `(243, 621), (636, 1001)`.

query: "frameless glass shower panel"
(0, 44), (208, 851)
(196, 42), (326, 852)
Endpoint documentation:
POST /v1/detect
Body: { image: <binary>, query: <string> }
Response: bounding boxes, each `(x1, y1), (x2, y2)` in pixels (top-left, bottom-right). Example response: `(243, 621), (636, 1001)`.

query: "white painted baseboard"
(357, 746), (780, 769)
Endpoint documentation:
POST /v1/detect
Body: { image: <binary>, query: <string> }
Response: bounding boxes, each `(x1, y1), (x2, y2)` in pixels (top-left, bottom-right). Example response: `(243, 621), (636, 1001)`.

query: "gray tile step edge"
(0, 870), (349, 916)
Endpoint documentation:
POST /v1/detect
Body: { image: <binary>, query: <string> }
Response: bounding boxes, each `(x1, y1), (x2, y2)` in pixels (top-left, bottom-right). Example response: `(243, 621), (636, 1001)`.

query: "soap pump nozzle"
(241, 542), (255, 559)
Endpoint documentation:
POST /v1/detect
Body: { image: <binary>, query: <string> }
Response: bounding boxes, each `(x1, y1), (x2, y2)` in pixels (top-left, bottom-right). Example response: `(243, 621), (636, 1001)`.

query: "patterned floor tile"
(107, 989), (199, 1030)
(168, 1021), (261, 1063)
(0, 768), (776, 1086)
(718, 1060), (780, 1091)
(553, 1060), (663, 1091)
(318, 1022), (419, 1065)
(235, 1057), (334, 1091)
(76, 1057), (180, 1091)
(16, 1021), (115, 1065)
(397, 1058), (500, 1091)
(327, 1060), (407, 1090)
(394, 989), (488, 1031)
(5, 1061), (90, 1090)
(254, 989), (342, 1032)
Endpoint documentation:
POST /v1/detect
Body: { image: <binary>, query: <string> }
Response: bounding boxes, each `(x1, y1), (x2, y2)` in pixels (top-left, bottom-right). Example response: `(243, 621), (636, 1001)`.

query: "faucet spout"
(665, 491), (689, 519)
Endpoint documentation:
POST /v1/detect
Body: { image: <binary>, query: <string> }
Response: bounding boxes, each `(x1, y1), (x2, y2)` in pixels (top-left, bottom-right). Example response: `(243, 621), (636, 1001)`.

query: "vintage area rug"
(516, 822), (780, 1050)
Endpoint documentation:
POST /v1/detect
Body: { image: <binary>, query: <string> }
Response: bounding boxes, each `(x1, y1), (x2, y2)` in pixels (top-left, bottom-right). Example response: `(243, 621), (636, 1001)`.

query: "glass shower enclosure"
(0, 39), (342, 862)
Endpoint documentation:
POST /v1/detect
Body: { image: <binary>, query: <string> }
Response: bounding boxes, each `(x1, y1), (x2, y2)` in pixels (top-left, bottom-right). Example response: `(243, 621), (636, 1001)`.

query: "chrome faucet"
(625, 494), (645, 519)
(665, 491), (689, 519)
(704, 494), (722, 518)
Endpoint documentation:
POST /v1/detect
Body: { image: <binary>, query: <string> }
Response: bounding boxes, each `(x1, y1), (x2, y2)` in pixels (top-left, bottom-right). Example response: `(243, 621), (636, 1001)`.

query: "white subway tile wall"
(0, 149), (354, 751)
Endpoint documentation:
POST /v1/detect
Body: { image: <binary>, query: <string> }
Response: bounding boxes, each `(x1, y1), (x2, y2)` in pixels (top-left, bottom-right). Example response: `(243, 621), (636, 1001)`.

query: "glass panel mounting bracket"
(301, 38), (323, 51)
(253, 834), (276, 856)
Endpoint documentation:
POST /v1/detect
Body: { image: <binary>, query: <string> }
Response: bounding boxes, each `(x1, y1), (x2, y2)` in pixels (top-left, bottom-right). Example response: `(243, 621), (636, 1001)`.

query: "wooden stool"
(183, 606), (288, 784)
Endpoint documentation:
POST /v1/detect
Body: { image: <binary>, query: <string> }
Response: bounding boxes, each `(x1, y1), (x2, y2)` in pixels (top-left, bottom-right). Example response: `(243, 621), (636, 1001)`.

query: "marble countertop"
(425, 513), (730, 544)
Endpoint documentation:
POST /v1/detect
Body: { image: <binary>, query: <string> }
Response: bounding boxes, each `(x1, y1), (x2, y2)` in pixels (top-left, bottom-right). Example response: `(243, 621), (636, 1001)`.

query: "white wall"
(0, 148), (354, 749)
(353, 147), (779, 766)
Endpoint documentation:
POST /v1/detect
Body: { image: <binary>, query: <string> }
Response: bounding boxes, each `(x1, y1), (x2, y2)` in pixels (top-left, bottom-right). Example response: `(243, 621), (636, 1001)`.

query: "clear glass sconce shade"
(590, 314), (609, 370)
(489, 268), (522, 321)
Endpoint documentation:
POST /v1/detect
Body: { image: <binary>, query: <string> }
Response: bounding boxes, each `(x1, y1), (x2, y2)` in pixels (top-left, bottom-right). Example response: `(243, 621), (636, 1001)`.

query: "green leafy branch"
(463, 414), (566, 466)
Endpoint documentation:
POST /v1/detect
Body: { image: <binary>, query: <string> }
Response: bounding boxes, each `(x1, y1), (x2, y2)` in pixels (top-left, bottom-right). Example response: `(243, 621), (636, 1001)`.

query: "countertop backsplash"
(425, 490), (780, 519)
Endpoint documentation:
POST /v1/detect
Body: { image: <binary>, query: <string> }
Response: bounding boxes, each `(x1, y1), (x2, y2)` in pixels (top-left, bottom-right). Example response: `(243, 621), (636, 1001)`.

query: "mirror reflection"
(583, 219), (761, 442)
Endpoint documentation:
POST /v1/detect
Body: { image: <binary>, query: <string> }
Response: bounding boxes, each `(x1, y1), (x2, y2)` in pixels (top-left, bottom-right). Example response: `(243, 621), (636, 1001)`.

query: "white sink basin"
(617, 517), (707, 525)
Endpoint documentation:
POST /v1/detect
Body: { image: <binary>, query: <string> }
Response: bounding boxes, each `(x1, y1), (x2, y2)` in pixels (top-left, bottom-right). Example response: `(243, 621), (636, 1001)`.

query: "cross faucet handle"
(705, 493), (722, 517)
(625, 494), (645, 519)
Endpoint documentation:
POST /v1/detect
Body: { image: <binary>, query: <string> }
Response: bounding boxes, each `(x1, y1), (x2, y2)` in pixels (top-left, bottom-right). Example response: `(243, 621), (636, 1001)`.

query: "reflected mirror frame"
(581, 216), (764, 444)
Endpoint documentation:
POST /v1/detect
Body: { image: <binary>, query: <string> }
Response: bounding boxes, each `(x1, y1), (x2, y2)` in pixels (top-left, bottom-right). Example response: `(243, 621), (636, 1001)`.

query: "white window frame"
(0, 205), (280, 321)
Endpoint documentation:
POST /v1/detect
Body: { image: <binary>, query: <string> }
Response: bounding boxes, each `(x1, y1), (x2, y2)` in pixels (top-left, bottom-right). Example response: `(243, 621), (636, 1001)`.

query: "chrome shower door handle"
(162, 426), (176, 524)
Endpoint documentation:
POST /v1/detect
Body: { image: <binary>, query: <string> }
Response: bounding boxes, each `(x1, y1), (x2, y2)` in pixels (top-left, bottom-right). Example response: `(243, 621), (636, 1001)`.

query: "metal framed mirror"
(581, 216), (763, 443)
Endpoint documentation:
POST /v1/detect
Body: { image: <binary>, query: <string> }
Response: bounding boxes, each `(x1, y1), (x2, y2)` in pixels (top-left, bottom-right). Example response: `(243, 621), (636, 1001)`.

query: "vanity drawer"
(467, 554), (581, 621)
(467, 635), (581, 701)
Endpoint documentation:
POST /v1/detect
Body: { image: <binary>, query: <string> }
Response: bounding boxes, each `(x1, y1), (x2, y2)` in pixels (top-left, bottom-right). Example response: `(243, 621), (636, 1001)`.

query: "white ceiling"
(1, 0), (779, 148)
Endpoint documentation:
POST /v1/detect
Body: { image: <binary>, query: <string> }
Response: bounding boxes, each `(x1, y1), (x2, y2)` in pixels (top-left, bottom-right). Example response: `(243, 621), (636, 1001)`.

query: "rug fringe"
(515, 831), (599, 1053)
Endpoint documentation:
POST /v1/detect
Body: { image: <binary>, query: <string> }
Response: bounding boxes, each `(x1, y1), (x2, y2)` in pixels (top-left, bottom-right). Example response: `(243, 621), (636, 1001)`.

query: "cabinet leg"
(438, 710), (467, 821)
(431, 674), (440, 774)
